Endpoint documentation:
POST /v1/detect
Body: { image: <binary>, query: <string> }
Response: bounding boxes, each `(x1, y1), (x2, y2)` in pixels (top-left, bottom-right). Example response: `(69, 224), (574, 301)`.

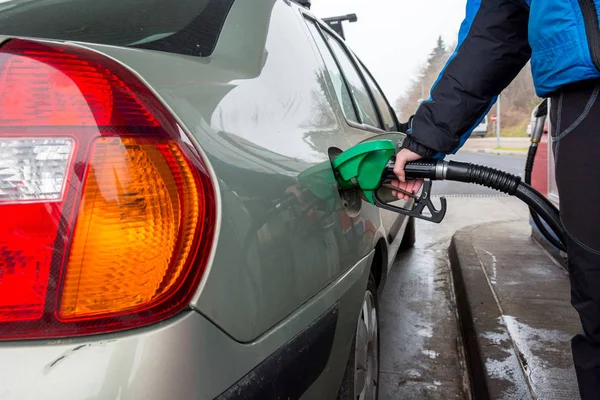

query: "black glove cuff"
(398, 115), (414, 133)
(402, 135), (438, 158)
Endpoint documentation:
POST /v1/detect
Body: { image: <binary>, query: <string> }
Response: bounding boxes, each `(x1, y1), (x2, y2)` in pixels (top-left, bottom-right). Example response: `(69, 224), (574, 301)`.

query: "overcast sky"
(310, 0), (466, 104)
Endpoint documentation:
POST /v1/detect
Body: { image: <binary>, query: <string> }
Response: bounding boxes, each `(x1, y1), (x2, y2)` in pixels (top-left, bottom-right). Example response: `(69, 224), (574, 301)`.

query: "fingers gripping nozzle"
(380, 158), (447, 223)
(373, 179), (447, 223)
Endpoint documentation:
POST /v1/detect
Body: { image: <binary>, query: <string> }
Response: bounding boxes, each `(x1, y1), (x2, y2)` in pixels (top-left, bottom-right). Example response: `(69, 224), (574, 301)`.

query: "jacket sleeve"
(403, 0), (531, 158)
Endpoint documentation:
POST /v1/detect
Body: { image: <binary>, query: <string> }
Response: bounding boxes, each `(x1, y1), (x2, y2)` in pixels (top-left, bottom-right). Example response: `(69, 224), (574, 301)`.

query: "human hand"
(391, 148), (424, 200)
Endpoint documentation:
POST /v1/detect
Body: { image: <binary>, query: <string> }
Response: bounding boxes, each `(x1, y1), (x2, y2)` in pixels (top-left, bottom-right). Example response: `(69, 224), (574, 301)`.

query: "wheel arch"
(370, 238), (388, 291)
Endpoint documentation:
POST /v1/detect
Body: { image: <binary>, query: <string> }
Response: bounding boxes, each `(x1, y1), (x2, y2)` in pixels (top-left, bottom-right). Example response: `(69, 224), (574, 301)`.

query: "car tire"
(399, 217), (416, 250)
(337, 273), (380, 400)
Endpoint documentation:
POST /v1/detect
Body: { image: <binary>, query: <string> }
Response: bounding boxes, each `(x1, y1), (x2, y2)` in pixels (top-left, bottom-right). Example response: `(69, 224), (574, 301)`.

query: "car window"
(0, 0), (233, 57)
(305, 21), (359, 123)
(321, 30), (381, 129)
(356, 61), (397, 131)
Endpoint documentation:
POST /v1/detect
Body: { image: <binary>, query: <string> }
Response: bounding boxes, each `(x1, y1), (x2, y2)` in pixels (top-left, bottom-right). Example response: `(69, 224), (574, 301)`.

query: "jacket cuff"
(402, 135), (438, 158)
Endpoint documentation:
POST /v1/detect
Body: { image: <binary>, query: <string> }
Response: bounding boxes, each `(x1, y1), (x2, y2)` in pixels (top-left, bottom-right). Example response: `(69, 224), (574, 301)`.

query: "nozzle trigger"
(373, 180), (447, 223)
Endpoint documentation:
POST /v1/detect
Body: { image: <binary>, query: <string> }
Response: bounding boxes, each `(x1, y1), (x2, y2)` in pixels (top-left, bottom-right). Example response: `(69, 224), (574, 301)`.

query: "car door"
(302, 15), (408, 244)
(352, 55), (412, 238)
(188, 0), (387, 342)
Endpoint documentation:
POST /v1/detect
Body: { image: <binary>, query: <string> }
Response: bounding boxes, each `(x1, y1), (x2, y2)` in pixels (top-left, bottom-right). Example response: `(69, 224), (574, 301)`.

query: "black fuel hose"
(524, 145), (537, 184)
(520, 99), (567, 252)
(523, 143), (566, 251)
(384, 159), (567, 249)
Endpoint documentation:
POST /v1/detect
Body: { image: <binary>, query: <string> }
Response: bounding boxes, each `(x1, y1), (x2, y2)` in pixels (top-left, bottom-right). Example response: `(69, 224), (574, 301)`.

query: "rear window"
(0, 0), (234, 57)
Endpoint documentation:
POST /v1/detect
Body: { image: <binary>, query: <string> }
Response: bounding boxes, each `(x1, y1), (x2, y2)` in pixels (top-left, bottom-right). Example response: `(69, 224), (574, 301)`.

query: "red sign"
(491, 115), (497, 122)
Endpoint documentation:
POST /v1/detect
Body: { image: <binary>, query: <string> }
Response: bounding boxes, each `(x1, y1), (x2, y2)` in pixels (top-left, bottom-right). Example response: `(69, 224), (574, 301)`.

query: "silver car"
(0, 0), (413, 398)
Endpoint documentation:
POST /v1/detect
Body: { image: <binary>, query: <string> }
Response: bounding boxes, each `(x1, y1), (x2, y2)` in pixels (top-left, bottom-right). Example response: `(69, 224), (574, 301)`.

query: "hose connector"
(404, 160), (446, 180)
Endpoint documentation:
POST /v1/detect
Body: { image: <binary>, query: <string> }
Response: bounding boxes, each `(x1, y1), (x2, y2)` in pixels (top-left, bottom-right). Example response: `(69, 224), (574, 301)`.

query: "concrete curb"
(448, 225), (533, 400)
(461, 149), (527, 157)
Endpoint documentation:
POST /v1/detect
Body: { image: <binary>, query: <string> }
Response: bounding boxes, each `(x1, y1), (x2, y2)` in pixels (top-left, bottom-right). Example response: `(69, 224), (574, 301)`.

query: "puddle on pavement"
(502, 315), (578, 398)
(485, 356), (533, 400)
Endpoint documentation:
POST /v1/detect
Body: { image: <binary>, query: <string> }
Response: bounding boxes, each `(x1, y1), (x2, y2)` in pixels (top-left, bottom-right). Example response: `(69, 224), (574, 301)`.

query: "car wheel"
(338, 273), (380, 400)
(399, 217), (416, 250)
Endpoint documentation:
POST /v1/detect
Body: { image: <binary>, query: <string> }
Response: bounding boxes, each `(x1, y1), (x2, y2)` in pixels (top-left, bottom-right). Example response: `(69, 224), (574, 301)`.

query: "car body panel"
(0, 250), (372, 400)
(65, 0), (407, 343)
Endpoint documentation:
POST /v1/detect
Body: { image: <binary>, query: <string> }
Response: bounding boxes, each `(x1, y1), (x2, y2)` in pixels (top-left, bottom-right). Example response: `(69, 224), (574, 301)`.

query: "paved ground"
(450, 221), (580, 399)
(378, 149), (581, 399)
(461, 137), (530, 152)
(379, 195), (529, 399)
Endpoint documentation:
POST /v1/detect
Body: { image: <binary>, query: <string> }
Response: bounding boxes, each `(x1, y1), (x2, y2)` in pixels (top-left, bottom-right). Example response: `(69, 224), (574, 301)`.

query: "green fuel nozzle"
(330, 140), (447, 223)
(331, 140), (396, 204)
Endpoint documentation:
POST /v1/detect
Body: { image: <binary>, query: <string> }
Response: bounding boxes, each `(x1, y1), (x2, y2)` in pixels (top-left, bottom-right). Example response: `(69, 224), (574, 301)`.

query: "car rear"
(0, 1), (377, 399)
(0, 28), (227, 400)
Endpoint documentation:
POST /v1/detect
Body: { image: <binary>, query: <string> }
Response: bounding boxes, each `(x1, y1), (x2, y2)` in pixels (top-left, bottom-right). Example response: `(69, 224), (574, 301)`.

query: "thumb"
(393, 151), (407, 183)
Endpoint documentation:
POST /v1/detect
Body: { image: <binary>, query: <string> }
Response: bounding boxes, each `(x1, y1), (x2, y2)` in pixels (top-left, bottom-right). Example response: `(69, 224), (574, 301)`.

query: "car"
(0, 0), (414, 399)
(526, 109), (535, 136)
(471, 115), (489, 137)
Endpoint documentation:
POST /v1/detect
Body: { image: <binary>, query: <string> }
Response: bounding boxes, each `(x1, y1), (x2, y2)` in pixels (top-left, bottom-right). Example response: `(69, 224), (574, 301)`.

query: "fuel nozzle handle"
(384, 158), (520, 194)
(383, 158), (444, 181)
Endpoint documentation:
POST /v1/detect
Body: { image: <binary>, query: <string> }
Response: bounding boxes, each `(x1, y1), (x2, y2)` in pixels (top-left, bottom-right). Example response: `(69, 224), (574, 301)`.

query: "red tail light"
(0, 39), (216, 340)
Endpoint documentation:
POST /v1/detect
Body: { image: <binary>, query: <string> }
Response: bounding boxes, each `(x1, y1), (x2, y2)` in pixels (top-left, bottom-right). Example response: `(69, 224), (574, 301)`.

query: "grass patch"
(484, 119), (529, 137)
(501, 119), (529, 137)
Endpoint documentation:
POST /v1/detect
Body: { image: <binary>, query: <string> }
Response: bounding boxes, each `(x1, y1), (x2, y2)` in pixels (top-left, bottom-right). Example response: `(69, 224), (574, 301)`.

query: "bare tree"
(395, 38), (538, 135)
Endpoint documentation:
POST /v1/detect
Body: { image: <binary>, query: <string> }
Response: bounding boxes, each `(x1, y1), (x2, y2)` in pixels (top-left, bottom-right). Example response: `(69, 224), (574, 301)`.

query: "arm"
(402, 0), (531, 158)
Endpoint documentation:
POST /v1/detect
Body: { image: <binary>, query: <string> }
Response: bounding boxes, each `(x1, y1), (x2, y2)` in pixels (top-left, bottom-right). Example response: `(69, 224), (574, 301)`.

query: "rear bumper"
(0, 252), (372, 400)
(0, 307), (336, 400)
(0, 312), (253, 400)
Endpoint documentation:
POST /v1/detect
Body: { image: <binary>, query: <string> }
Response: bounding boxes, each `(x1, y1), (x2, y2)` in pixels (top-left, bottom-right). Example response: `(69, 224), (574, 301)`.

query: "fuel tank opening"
(328, 146), (362, 217)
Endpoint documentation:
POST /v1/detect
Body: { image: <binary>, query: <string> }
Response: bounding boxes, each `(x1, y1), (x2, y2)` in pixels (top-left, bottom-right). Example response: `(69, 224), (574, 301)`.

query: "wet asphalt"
(378, 152), (528, 399)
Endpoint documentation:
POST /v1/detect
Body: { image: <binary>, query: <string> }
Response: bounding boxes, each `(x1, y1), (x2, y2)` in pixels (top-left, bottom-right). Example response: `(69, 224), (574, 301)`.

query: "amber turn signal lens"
(60, 137), (199, 319)
(0, 39), (215, 340)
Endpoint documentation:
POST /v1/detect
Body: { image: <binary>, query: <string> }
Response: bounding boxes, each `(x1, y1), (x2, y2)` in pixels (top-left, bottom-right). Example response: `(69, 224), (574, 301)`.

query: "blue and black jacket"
(404, 0), (600, 157)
